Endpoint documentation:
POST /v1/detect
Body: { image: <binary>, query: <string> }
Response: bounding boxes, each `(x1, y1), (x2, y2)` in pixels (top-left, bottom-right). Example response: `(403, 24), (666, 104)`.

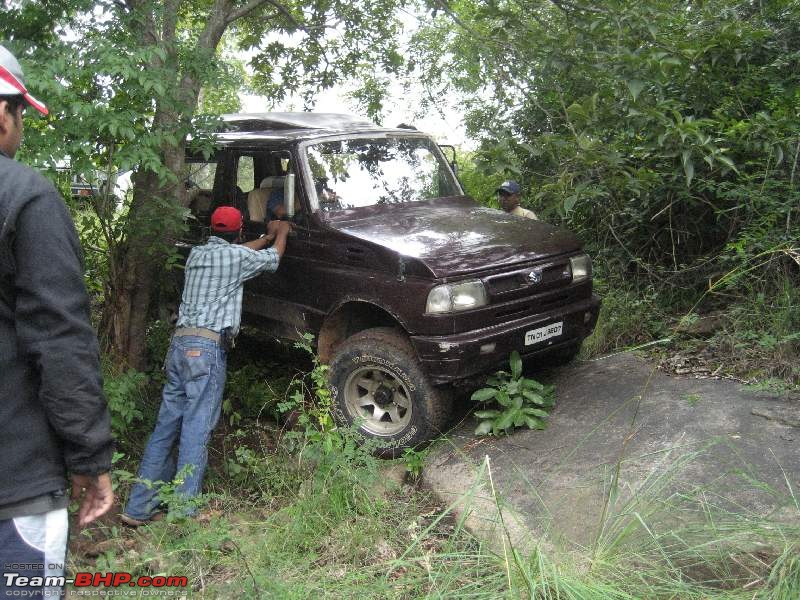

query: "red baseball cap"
(210, 206), (243, 233)
(0, 45), (48, 116)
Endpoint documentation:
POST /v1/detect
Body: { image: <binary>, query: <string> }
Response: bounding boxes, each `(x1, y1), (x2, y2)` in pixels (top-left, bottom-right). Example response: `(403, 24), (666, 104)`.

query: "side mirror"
(284, 173), (296, 217)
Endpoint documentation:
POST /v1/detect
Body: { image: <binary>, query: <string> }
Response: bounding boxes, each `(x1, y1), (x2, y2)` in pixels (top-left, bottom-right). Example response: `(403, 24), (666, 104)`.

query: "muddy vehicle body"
(182, 113), (600, 454)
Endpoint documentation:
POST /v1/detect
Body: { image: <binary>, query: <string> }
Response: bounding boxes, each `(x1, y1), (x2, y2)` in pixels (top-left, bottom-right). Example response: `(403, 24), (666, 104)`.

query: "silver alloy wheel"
(343, 365), (412, 436)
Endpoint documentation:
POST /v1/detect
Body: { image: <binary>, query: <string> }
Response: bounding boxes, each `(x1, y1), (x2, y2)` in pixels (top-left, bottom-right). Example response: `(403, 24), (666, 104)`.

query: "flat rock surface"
(424, 353), (799, 553)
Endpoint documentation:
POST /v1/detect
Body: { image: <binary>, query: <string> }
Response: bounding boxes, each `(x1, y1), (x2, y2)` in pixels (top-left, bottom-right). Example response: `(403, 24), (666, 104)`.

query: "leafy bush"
(413, 0), (800, 380)
(223, 364), (292, 426)
(103, 366), (148, 440)
(470, 351), (555, 436)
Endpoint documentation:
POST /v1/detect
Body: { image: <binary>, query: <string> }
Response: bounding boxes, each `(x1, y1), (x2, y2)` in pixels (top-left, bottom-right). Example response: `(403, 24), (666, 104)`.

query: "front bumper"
(411, 293), (601, 385)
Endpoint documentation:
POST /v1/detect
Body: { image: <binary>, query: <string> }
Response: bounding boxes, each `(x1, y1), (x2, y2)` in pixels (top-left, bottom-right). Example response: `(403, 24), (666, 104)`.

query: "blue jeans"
(124, 335), (226, 520)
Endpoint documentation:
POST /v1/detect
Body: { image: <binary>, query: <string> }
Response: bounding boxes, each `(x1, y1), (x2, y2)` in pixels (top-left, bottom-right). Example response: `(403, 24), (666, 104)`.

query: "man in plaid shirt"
(122, 206), (290, 525)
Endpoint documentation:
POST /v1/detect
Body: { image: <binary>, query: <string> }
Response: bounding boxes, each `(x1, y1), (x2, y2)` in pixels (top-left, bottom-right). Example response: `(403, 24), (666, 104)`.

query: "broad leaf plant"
(470, 351), (555, 436)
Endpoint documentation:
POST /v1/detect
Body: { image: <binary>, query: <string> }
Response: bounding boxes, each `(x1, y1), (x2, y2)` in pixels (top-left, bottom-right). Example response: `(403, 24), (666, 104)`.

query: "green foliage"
(682, 393), (702, 407)
(470, 351), (555, 436)
(765, 544), (800, 600)
(144, 319), (173, 379)
(223, 364), (291, 426)
(277, 334), (334, 434)
(453, 149), (506, 208)
(581, 279), (669, 358)
(402, 447), (427, 480)
(102, 366), (148, 439)
(275, 333), (386, 460)
(413, 0), (800, 378)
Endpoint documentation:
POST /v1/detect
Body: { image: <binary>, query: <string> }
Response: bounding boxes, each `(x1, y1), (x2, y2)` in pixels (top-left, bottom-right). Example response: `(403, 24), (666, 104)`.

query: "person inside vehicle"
(266, 190), (286, 221)
(497, 180), (537, 220)
(267, 198), (290, 223)
(316, 177), (341, 210)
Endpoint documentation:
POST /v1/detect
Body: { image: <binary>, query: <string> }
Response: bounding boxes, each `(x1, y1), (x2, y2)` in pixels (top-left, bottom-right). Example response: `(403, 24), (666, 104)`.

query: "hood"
(326, 197), (582, 278)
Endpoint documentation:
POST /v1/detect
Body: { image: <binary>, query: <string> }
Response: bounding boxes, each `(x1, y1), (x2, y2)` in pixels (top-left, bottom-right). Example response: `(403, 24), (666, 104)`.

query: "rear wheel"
(328, 327), (452, 457)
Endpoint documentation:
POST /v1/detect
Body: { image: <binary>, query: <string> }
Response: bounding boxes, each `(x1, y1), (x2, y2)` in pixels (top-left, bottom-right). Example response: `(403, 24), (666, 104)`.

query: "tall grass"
(76, 411), (800, 599)
(433, 438), (800, 599)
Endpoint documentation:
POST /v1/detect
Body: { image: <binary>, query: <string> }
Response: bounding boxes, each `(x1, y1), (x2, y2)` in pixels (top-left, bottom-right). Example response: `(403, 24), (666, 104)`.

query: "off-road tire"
(328, 327), (452, 457)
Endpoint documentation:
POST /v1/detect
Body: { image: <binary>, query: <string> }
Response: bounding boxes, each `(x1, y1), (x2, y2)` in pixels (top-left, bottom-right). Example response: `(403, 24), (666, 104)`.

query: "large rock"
(424, 353), (799, 556)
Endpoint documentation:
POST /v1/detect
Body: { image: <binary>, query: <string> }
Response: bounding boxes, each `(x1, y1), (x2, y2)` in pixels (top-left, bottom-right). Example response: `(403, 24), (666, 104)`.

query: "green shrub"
(103, 366), (148, 440)
(223, 364), (292, 425)
(471, 351), (555, 436)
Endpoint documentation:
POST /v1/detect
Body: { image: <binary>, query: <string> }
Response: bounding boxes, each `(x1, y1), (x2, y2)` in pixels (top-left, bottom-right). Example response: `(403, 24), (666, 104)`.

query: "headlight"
(425, 280), (488, 314)
(570, 254), (592, 282)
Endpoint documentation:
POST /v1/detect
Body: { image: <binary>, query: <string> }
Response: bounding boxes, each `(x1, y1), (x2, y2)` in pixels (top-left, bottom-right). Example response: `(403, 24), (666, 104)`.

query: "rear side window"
(237, 155), (255, 192)
(187, 160), (217, 192)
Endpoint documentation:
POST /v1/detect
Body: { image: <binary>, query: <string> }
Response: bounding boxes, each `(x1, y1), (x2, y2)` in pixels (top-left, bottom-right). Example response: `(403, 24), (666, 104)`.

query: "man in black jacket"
(0, 45), (113, 597)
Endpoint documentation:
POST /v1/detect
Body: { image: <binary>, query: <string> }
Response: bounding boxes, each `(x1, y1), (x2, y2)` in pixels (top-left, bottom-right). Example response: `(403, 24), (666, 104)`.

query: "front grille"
(485, 260), (572, 301)
(480, 258), (585, 326)
(492, 290), (576, 323)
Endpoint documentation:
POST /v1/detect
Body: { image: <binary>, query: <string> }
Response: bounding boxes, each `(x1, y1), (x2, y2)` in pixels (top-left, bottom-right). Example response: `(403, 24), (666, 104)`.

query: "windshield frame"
(297, 133), (464, 213)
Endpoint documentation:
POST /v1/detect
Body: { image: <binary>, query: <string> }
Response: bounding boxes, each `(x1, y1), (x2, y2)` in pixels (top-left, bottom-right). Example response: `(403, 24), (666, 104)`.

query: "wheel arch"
(318, 300), (408, 364)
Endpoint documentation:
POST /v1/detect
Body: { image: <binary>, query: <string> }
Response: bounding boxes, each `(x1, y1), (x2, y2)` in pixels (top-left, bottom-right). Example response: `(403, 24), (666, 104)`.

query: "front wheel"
(327, 327), (452, 457)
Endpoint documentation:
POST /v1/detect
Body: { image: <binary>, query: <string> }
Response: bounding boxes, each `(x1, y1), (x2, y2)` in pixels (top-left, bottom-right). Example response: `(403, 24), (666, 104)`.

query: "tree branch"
(548, 0), (602, 14)
(163, 0), (181, 43)
(226, 0), (303, 30)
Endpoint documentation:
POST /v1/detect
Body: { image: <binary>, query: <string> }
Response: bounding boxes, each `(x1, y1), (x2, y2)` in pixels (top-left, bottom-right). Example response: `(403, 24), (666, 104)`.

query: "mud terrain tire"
(328, 327), (452, 457)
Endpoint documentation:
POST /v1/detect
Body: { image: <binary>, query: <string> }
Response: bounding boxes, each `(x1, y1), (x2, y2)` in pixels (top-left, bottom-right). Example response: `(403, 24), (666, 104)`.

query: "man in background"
(0, 44), (114, 597)
(497, 180), (538, 219)
(122, 207), (291, 525)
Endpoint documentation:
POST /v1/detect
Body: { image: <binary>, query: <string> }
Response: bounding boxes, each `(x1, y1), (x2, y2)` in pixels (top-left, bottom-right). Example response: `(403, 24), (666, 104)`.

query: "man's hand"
(266, 219), (292, 237)
(267, 220), (292, 257)
(71, 472), (114, 526)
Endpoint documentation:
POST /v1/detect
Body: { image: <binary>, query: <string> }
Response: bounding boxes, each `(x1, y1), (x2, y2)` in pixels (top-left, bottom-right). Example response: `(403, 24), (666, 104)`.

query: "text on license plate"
(524, 322), (563, 346)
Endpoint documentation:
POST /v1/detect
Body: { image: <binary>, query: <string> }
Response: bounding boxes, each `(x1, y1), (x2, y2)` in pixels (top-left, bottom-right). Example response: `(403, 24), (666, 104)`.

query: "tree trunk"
(99, 0), (239, 369)
(101, 169), (165, 369)
(100, 115), (194, 369)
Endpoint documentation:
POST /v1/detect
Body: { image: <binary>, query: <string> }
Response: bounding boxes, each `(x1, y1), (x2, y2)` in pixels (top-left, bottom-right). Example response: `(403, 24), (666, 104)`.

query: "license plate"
(524, 322), (563, 346)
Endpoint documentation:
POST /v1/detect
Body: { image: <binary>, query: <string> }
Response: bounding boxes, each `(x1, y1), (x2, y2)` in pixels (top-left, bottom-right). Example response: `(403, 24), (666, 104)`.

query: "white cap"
(0, 45), (48, 116)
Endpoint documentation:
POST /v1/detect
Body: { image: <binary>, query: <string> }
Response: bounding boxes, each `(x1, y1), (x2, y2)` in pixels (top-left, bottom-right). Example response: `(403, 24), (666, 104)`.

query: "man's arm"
(13, 188), (113, 523)
(240, 220), (291, 253)
(237, 221), (292, 281)
(267, 220), (292, 257)
(241, 232), (275, 250)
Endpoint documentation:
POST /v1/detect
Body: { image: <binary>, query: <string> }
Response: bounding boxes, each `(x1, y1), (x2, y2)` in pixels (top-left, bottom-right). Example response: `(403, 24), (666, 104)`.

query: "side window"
(186, 158), (218, 224)
(237, 155), (255, 193)
(241, 149), (302, 227)
(187, 160), (217, 192)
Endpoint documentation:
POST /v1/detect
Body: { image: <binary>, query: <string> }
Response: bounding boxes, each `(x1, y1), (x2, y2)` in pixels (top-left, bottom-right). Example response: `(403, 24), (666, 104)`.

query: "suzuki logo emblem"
(527, 269), (542, 284)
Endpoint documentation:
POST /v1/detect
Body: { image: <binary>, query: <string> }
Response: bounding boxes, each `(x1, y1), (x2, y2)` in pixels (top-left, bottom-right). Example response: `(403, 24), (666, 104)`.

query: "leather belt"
(174, 327), (220, 343)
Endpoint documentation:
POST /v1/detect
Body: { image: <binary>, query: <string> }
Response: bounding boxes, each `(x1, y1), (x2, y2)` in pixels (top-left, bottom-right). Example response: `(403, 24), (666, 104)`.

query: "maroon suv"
(182, 112), (600, 453)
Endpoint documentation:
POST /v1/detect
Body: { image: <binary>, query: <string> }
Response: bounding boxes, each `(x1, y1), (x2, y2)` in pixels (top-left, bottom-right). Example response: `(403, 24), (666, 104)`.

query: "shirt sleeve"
(12, 188), (113, 476)
(237, 246), (280, 282)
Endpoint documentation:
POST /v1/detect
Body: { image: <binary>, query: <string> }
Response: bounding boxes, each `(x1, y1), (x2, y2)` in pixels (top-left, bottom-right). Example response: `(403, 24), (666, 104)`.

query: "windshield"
(305, 137), (462, 211)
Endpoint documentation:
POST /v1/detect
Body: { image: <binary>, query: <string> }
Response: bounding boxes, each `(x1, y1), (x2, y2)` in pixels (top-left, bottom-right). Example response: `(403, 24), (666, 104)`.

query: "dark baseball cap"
(210, 206), (243, 232)
(496, 180), (521, 194)
(0, 45), (48, 116)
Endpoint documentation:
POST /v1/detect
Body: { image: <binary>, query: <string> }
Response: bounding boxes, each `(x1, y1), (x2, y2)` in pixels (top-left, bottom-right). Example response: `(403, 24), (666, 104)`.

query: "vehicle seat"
(248, 176), (285, 222)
